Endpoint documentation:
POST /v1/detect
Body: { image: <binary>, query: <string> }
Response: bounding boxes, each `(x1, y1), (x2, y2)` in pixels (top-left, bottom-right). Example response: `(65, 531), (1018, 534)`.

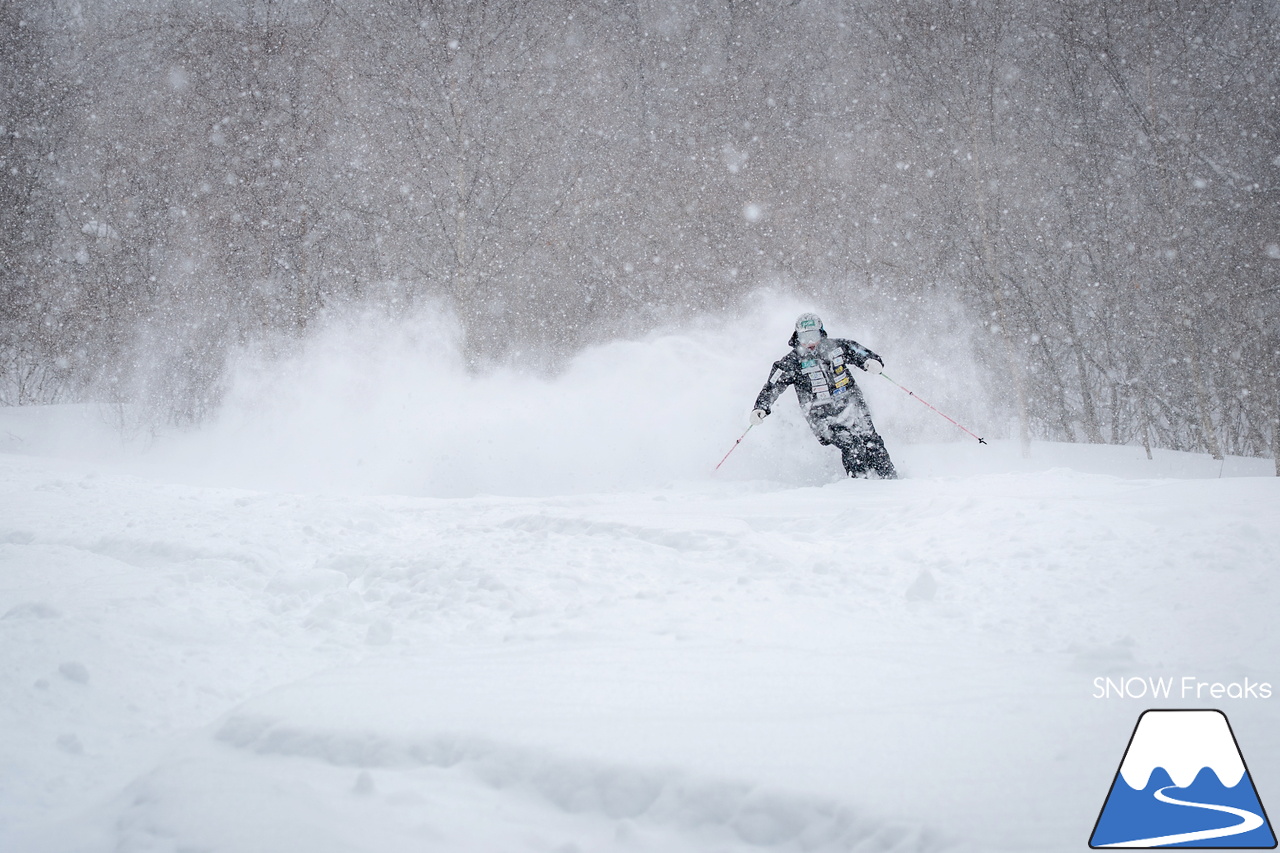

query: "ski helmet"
(795, 313), (823, 352)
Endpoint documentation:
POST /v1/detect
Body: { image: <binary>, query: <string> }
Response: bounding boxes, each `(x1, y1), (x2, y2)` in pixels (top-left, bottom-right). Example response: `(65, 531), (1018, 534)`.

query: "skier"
(750, 313), (898, 479)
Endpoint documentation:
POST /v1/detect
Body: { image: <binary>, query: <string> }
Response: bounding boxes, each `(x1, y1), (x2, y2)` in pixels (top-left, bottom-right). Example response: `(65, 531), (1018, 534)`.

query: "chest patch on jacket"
(800, 358), (832, 402)
(831, 356), (851, 397)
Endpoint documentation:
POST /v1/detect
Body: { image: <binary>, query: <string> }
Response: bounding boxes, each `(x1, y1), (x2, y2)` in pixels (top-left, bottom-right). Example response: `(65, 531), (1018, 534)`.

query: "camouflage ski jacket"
(754, 331), (882, 419)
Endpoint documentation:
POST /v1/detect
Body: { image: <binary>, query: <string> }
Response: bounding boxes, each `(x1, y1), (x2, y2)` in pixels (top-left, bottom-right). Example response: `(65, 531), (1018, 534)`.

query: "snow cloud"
(142, 290), (988, 497)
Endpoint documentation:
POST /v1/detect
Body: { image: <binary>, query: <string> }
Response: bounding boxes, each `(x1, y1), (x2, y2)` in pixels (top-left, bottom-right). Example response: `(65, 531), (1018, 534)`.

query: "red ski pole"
(879, 372), (987, 445)
(714, 424), (755, 470)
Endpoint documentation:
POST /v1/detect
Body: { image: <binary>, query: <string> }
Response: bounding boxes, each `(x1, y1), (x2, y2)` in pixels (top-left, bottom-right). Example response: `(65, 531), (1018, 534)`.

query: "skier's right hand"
(749, 409), (768, 426)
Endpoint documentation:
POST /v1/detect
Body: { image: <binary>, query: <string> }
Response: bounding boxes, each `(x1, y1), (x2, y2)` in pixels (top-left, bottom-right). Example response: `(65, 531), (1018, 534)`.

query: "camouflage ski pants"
(806, 395), (897, 479)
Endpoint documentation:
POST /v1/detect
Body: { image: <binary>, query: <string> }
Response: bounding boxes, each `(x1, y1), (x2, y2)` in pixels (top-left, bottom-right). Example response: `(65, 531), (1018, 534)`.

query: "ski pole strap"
(878, 372), (987, 445)
(715, 424), (754, 470)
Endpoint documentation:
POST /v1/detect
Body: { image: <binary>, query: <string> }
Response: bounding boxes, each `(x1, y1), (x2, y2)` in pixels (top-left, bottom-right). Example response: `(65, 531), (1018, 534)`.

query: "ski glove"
(862, 358), (883, 374)
(748, 409), (768, 426)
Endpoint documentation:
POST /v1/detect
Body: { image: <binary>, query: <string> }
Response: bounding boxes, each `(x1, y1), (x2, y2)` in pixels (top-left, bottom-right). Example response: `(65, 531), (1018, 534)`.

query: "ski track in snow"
(1, 436), (1278, 852)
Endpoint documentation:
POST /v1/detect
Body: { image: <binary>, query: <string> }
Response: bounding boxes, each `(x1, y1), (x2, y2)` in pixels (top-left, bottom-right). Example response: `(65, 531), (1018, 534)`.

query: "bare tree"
(0, 0), (74, 404)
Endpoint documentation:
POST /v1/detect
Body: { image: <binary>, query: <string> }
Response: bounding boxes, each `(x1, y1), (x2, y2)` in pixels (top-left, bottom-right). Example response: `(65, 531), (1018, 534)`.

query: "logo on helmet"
(796, 313), (822, 332)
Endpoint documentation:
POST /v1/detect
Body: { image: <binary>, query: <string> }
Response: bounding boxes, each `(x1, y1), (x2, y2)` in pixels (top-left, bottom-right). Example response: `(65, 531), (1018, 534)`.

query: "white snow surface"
(1118, 711), (1246, 790)
(2, 303), (1278, 852)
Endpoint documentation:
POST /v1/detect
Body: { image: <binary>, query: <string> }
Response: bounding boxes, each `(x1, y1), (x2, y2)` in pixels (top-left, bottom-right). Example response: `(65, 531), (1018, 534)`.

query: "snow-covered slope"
(1, 307), (1277, 852)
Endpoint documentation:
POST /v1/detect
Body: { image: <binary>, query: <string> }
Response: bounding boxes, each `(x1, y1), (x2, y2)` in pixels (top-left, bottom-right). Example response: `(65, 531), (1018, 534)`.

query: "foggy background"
(2, 0), (1278, 466)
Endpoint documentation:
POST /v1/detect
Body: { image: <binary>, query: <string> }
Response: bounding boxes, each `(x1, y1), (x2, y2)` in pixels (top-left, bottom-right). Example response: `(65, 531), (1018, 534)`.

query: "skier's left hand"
(862, 358), (883, 374)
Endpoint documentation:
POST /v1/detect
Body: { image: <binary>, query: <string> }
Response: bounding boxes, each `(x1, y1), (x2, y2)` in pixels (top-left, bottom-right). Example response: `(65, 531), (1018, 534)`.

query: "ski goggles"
(798, 329), (822, 347)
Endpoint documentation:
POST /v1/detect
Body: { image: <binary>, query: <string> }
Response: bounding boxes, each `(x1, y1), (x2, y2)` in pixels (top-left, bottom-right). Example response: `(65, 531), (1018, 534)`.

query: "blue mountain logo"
(1090, 709), (1276, 848)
